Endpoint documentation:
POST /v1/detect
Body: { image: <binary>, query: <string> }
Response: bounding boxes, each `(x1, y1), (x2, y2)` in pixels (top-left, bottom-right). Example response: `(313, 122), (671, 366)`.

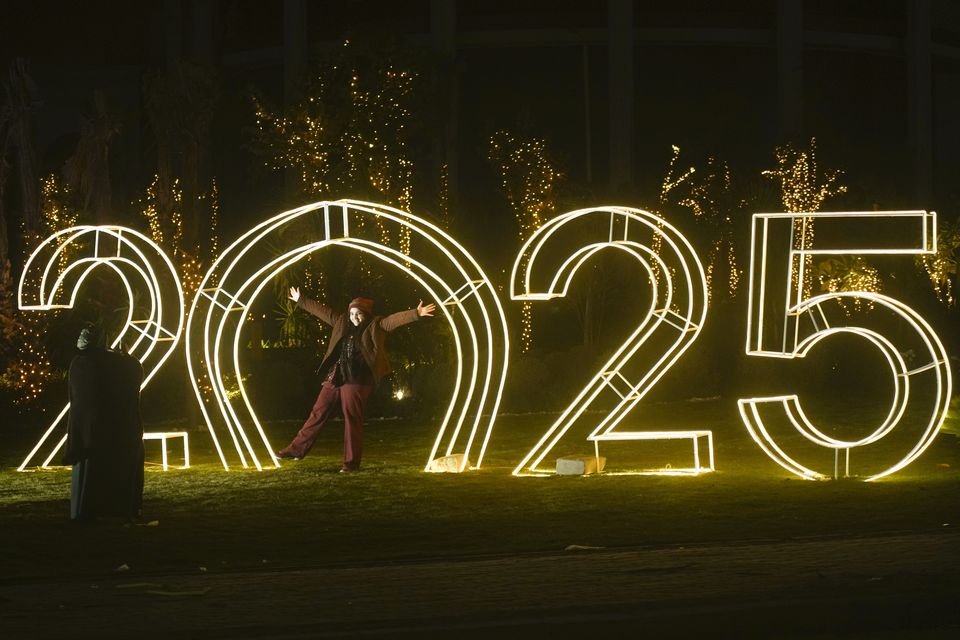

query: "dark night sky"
(3, 1), (960, 267)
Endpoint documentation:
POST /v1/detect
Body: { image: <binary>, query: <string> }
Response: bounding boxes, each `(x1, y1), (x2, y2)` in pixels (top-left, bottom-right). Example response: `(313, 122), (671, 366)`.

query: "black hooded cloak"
(63, 346), (144, 520)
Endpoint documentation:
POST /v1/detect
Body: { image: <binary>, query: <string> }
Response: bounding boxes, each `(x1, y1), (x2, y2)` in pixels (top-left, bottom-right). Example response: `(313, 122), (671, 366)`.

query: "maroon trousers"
(283, 382), (373, 467)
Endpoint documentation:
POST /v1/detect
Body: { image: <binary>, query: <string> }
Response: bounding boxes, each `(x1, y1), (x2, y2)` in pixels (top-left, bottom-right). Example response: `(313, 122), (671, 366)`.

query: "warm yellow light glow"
(251, 47), (416, 254)
(740, 211), (951, 481)
(16, 226), (185, 471)
(142, 431), (190, 471)
(592, 430), (713, 476)
(659, 146), (741, 304)
(918, 216), (960, 307)
(510, 207), (712, 476)
(186, 200), (509, 472)
(487, 131), (563, 353)
(4, 175), (80, 408)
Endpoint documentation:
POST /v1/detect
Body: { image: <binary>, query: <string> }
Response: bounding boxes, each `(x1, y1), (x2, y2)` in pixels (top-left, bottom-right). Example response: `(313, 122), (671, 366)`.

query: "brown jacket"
(298, 296), (420, 384)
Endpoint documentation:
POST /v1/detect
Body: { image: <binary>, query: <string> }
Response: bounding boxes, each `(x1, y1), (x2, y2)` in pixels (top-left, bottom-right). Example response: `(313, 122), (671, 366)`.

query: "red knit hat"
(348, 297), (374, 314)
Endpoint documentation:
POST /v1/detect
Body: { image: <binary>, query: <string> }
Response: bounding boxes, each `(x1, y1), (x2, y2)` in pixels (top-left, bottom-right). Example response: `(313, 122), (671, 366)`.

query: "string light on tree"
(206, 177), (220, 272)
(39, 175), (79, 244)
(817, 256), (882, 314)
(918, 217), (960, 307)
(762, 138), (847, 299)
(438, 162), (451, 228)
(0, 175), (78, 407)
(660, 147), (741, 304)
(251, 40), (417, 259)
(139, 175), (183, 252)
(487, 131), (563, 352)
(139, 174), (219, 298)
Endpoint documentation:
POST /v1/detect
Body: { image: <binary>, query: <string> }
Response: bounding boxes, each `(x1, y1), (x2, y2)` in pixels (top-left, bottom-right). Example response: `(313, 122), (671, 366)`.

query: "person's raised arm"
(290, 287), (339, 327)
(379, 300), (435, 332)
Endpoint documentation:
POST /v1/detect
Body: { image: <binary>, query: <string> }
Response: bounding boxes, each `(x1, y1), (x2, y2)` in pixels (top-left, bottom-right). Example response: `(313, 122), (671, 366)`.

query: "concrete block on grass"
(556, 455), (606, 475)
(428, 454), (469, 473)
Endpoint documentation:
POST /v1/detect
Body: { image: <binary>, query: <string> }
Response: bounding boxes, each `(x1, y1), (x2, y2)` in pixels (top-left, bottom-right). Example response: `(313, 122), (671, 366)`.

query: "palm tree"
(144, 60), (219, 256)
(3, 59), (42, 239)
(63, 90), (119, 223)
(0, 126), (11, 270)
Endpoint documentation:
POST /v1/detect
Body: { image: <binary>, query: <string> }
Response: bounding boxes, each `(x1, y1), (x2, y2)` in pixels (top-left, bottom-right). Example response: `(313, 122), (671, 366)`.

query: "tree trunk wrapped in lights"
(659, 145), (742, 306)
(487, 130), (563, 353)
(762, 138), (848, 301)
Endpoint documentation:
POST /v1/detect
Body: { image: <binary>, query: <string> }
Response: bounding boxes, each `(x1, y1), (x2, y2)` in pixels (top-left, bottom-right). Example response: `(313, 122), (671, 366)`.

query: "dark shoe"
(277, 450), (302, 461)
(338, 465), (359, 474)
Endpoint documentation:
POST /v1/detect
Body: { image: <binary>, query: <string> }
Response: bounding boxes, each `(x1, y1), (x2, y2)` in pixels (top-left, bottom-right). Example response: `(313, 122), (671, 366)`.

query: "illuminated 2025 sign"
(15, 203), (953, 481)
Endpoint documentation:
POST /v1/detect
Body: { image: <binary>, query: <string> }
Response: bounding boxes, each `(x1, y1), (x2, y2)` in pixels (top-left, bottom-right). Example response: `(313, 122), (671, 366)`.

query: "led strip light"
(510, 207), (711, 476)
(186, 199), (509, 471)
(739, 211), (951, 481)
(17, 226), (185, 470)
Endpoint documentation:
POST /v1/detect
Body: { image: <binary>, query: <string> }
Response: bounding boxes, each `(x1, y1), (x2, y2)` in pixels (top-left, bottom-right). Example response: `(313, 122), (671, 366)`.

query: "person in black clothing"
(62, 324), (144, 521)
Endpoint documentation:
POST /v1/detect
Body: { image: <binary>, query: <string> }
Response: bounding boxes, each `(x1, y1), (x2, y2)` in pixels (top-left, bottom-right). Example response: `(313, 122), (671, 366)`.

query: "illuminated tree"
(250, 38), (424, 360)
(487, 130), (563, 352)
(762, 138), (846, 213)
(143, 60), (219, 292)
(136, 173), (219, 354)
(918, 216), (960, 308)
(0, 60), (45, 413)
(659, 145), (741, 304)
(817, 255), (882, 313)
(0, 175), (78, 407)
(0, 260), (22, 376)
(762, 138), (848, 299)
(251, 39), (418, 258)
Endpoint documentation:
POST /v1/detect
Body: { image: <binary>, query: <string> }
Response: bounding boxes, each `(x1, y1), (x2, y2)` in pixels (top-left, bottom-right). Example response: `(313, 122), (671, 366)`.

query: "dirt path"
(2, 530), (958, 638)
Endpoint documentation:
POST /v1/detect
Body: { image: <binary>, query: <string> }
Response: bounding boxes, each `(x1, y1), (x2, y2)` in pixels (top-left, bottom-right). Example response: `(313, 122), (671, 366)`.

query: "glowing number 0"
(739, 211), (952, 480)
(511, 207), (712, 476)
(17, 226), (185, 470)
(186, 199), (509, 471)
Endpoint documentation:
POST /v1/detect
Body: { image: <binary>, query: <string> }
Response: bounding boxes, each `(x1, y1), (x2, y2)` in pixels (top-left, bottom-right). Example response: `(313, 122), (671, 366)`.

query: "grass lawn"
(1, 397), (959, 583)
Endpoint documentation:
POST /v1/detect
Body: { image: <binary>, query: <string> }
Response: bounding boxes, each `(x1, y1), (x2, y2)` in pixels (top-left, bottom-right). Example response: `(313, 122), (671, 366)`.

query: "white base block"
(428, 454), (469, 473)
(556, 455), (606, 475)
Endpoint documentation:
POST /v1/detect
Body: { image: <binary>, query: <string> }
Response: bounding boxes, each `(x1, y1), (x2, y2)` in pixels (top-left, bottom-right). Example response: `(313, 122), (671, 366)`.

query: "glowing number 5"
(17, 226), (185, 470)
(511, 207), (711, 476)
(739, 211), (952, 480)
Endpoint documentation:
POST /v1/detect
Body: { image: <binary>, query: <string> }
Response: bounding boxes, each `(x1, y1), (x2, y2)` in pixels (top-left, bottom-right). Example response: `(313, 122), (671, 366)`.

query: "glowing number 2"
(510, 207), (711, 476)
(16, 226), (185, 470)
(739, 211), (952, 481)
(186, 199), (509, 471)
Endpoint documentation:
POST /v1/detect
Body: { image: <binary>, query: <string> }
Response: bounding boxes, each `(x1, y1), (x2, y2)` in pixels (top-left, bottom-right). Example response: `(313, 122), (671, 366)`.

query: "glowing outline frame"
(185, 199), (509, 472)
(142, 431), (190, 470)
(510, 206), (712, 476)
(739, 210), (952, 481)
(16, 225), (185, 470)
